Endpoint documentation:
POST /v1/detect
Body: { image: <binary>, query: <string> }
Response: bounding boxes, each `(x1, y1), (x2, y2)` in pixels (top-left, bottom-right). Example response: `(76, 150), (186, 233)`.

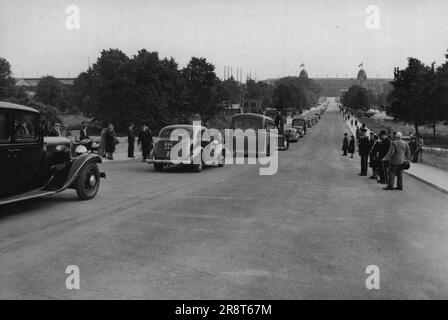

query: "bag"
(402, 160), (411, 170)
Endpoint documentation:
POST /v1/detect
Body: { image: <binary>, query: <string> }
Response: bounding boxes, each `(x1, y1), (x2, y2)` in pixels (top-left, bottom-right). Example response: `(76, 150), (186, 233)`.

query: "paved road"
(1, 98), (448, 299)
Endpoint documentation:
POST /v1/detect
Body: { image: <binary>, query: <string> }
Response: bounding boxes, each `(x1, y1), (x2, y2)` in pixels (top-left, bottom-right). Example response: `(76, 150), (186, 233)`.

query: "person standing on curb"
(378, 130), (391, 184)
(412, 136), (423, 163)
(358, 129), (370, 176)
(369, 134), (380, 180)
(342, 133), (349, 156)
(348, 135), (355, 158)
(382, 132), (411, 191)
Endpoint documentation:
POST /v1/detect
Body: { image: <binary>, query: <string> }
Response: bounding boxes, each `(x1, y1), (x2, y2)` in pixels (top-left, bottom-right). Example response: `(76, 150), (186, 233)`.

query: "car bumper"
(146, 158), (194, 165)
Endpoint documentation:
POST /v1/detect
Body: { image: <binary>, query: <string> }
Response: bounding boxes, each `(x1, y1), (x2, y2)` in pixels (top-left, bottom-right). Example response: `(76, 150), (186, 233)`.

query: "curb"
(404, 170), (448, 196)
(341, 114), (448, 196)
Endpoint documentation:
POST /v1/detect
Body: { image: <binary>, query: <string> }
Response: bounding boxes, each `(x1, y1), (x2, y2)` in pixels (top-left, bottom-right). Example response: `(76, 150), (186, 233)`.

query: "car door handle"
(7, 149), (22, 158)
(8, 148), (22, 153)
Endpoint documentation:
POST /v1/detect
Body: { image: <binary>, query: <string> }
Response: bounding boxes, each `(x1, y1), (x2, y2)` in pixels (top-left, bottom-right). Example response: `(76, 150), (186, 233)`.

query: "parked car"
(0, 102), (105, 205)
(230, 113), (288, 153)
(147, 124), (224, 172)
(291, 117), (306, 136)
(285, 127), (300, 143)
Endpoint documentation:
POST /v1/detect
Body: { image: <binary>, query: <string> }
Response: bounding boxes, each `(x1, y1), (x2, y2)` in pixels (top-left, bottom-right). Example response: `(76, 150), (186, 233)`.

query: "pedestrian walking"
(348, 135), (355, 158)
(382, 132), (411, 191)
(127, 123), (135, 158)
(355, 119), (358, 127)
(358, 129), (370, 176)
(355, 126), (360, 140)
(105, 123), (118, 160)
(138, 124), (153, 161)
(341, 133), (349, 156)
(350, 119), (353, 126)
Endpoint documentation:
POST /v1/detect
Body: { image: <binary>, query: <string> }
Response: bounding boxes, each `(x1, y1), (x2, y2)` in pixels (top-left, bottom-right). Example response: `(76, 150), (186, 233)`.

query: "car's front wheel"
(74, 162), (100, 200)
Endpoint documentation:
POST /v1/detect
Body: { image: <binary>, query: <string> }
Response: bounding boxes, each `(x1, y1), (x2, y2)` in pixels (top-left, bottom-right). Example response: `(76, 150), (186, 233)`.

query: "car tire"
(74, 162), (100, 200)
(192, 152), (203, 172)
(218, 150), (225, 167)
(154, 163), (163, 171)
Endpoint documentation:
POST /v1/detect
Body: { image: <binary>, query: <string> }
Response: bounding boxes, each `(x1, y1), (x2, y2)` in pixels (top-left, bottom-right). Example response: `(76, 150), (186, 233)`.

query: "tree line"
(1, 50), (321, 131)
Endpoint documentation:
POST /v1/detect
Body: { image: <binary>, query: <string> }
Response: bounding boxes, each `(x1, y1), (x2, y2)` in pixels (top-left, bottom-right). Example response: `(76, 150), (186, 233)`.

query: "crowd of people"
(339, 107), (423, 191)
(79, 122), (153, 161)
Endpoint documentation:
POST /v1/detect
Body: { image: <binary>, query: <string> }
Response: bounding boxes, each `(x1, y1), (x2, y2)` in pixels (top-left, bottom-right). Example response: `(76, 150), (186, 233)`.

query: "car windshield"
(232, 117), (263, 130)
(160, 127), (194, 138)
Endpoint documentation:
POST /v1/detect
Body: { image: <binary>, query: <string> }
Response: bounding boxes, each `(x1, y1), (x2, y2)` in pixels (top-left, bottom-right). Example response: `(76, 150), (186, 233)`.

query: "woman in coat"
(105, 123), (117, 160)
(341, 133), (349, 156)
(348, 135), (356, 158)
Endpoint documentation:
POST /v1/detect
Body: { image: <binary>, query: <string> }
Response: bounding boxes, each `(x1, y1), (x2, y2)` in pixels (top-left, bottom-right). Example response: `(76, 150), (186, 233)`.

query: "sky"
(1, 0), (448, 80)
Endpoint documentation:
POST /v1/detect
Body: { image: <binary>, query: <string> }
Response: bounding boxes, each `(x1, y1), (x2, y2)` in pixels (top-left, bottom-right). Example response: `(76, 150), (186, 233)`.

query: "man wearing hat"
(377, 130), (390, 184)
(382, 132), (411, 190)
(358, 128), (370, 176)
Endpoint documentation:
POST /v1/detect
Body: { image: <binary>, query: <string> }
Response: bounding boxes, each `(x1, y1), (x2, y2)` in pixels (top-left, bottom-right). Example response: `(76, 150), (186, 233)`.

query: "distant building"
(15, 78), (75, 96)
(264, 68), (393, 98)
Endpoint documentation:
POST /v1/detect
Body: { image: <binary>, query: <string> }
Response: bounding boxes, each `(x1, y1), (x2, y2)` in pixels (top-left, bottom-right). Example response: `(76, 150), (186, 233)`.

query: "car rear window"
(232, 117), (263, 130)
(0, 111), (11, 142)
(160, 127), (193, 138)
(292, 119), (305, 127)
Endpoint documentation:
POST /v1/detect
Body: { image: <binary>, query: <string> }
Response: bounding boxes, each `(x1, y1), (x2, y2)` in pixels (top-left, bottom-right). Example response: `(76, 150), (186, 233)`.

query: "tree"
(387, 58), (433, 137)
(182, 57), (222, 122)
(0, 57), (17, 99)
(341, 85), (371, 111)
(72, 49), (187, 131)
(35, 76), (70, 110)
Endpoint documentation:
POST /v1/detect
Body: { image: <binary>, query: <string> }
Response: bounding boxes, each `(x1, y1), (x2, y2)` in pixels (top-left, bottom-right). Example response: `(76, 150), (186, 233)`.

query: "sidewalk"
(342, 113), (448, 195)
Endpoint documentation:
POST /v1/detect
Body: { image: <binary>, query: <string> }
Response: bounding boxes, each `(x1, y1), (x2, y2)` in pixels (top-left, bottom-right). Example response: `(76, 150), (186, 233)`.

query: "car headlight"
(56, 145), (69, 152)
(75, 145), (88, 155)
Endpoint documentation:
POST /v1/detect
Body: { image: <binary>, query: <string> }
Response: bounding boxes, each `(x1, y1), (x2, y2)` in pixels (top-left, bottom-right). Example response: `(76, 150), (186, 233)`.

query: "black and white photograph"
(1, 0), (448, 306)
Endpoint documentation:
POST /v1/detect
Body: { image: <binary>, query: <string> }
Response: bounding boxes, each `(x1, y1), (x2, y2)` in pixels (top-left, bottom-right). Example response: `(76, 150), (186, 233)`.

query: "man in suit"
(377, 130), (390, 184)
(382, 132), (411, 191)
(358, 129), (370, 176)
(127, 123), (135, 158)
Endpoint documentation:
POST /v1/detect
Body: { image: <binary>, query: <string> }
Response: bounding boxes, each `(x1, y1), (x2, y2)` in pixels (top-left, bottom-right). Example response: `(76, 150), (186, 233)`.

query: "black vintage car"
(0, 102), (105, 206)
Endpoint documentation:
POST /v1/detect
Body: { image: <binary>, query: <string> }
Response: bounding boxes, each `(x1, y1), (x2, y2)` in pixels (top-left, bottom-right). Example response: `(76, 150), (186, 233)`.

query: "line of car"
(146, 103), (328, 172)
(0, 100), (328, 206)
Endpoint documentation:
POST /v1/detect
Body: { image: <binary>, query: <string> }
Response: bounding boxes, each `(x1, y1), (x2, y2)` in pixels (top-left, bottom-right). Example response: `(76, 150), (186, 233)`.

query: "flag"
(358, 63), (363, 68)
(300, 63), (305, 67)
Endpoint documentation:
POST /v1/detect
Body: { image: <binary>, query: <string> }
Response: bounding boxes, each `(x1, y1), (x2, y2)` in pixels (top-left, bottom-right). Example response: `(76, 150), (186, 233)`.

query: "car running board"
(0, 189), (57, 206)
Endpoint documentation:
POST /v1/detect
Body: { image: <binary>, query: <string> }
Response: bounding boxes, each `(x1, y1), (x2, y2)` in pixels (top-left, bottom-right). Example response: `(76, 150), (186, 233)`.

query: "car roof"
(0, 101), (40, 113)
(232, 113), (274, 122)
(160, 124), (208, 131)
